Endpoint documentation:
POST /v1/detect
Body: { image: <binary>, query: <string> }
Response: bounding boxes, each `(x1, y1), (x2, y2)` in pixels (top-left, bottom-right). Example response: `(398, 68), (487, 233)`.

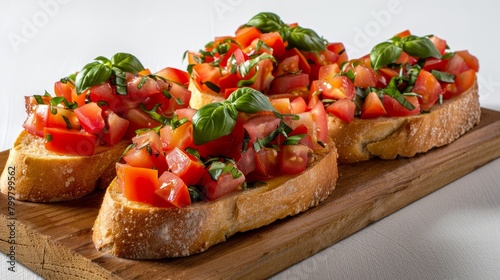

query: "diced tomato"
(89, 83), (128, 114)
(218, 43), (246, 68)
(243, 114), (280, 142)
(126, 73), (161, 101)
(138, 68), (152, 76)
(124, 108), (162, 139)
(236, 146), (256, 176)
(353, 64), (379, 88)
(102, 110), (129, 146)
(412, 69), (442, 111)
(279, 144), (311, 175)
(312, 75), (355, 101)
(191, 63), (222, 94)
(23, 104), (48, 137)
(284, 124), (315, 150)
(74, 102), (105, 134)
(377, 67), (400, 86)
(290, 96), (308, 114)
(122, 145), (156, 169)
(174, 108), (197, 121)
(455, 50), (479, 72)
(271, 98), (292, 114)
(155, 171), (191, 208)
(201, 163), (245, 200)
(154, 67), (190, 86)
(360, 91), (386, 119)
(161, 80), (191, 114)
(394, 29), (411, 38)
(46, 106), (81, 130)
(160, 121), (194, 152)
(249, 58), (275, 92)
(280, 48), (311, 75)
(235, 26), (262, 48)
(259, 31), (286, 58)
(44, 127), (97, 156)
(382, 95), (420, 117)
(429, 36), (447, 56)
(116, 164), (159, 205)
(218, 73), (239, 94)
(274, 55), (300, 77)
(253, 147), (279, 179)
(269, 73), (309, 95)
(318, 63), (341, 81)
(444, 53), (471, 76)
(166, 147), (204, 186)
(327, 42), (348, 65)
(304, 50), (339, 80)
(443, 69), (476, 99)
(423, 58), (448, 72)
(326, 99), (356, 123)
(54, 80), (74, 102)
(308, 95), (329, 145)
(395, 51), (417, 66)
(72, 90), (87, 107)
(134, 130), (163, 155)
(455, 69), (477, 93)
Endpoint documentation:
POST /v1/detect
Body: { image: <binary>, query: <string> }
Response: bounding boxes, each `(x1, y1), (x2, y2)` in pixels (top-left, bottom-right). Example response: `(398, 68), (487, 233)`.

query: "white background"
(1, 0), (499, 279)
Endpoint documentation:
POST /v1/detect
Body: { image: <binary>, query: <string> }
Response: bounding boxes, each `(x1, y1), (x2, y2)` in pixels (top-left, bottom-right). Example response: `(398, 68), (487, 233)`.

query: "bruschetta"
(0, 53), (192, 201)
(92, 87), (339, 258)
(185, 13), (480, 163)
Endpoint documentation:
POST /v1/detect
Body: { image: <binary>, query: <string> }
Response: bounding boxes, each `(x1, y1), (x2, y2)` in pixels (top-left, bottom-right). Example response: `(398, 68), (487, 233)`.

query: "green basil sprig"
(75, 52), (145, 95)
(245, 12), (326, 52)
(431, 70), (455, 83)
(192, 87), (276, 145)
(370, 34), (442, 70)
(382, 77), (415, 110)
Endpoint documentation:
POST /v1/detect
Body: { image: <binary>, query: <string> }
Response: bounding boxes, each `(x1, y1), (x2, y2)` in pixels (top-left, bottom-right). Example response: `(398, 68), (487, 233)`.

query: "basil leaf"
(139, 103), (170, 124)
(383, 77), (415, 110)
(112, 66), (128, 95)
(287, 26), (326, 52)
(110, 52), (145, 73)
(192, 101), (238, 145)
(283, 134), (306, 145)
(370, 41), (402, 70)
(402, 36), (441, 59)
(238, 53), (275, 77)
(431, 70), (455, 83)
(246, 12), (285, 33)
(75, 61), (112, 94)
(227, 87), (275, 114)
(94, 56), (112, 67)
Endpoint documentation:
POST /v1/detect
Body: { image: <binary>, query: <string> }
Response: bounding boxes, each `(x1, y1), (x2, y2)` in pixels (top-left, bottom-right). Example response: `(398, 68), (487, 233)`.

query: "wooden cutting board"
(1, 108), (500, 280)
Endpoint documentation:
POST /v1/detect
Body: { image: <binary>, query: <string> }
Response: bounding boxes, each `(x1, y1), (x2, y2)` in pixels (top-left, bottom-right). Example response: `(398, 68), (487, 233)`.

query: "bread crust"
(0, 131), (130, 202)
(328, 81), (481, 163)
(92, 140), (338, 259)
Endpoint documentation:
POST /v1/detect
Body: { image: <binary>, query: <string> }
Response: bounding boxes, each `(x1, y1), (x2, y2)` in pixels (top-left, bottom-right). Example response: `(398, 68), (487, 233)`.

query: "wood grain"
(1, 108), (500, 280)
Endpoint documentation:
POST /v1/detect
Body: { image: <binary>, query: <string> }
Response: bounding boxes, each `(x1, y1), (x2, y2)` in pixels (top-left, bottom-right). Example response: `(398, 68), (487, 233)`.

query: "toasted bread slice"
(328, 81), (480, 163)
(92, 139), (338, 259)
(0, 130), (130, 202)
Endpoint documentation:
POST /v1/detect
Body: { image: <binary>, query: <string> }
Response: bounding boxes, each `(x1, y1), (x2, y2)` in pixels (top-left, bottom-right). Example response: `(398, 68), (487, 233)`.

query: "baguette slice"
(0, 130), (130, 202)
(188, 80), (225, 109)
(328, 81), (480, 163)
(92, 139), (338, 259)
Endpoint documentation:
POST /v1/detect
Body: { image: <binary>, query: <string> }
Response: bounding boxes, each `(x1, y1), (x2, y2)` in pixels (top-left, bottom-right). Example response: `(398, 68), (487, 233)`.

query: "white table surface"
(1, 0), (499, 279)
